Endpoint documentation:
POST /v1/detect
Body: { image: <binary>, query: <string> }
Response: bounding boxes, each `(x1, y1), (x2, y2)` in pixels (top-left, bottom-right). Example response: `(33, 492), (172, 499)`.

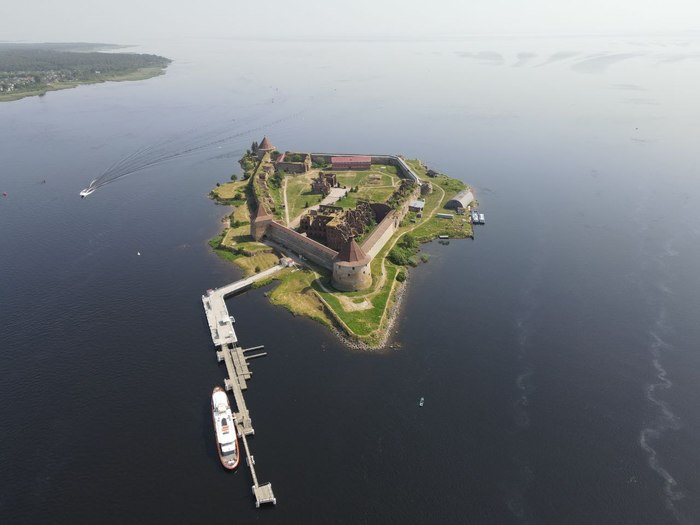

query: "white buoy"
(137, 252), (141, 256)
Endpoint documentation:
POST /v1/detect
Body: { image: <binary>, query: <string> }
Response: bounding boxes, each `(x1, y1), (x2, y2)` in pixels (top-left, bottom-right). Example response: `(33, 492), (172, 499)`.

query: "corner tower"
(257, 136), (275, 160)
(332, 236), (372, 291)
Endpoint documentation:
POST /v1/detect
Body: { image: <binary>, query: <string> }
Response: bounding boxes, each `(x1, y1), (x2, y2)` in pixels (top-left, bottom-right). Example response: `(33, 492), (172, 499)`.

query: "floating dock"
(202, 263), (284, 508)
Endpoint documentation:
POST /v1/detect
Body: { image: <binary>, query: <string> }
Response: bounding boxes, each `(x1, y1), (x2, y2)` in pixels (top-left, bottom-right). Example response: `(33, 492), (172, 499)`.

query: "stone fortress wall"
(265, 222), (337, 270)
(252, 150), (422, 291)
(361, 186), (420, 259)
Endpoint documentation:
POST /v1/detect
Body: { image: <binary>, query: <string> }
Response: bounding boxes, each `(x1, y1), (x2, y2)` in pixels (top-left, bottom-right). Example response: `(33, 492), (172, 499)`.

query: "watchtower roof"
(259, 136), (275, 151)
(336, 236), (368, 264)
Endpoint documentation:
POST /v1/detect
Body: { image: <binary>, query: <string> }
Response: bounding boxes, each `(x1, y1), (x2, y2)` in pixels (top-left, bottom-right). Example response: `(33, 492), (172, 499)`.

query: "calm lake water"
(1, 36), (700, 524)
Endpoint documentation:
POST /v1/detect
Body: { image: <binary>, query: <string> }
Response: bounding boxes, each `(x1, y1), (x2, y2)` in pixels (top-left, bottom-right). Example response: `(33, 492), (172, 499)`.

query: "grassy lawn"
(314, 264), (398, 338)
(357, 185), (395, 202)
(236, 241), (272, 254)
(405, 158), (467, 194)
(335, 171), (371, 187)
(411, 214), (473, 241)
(335, 185), (395, 208)
(286, 174), (323, 219)
(212, 180), (247, 201)
(221, 226), (250, 248)
(234, 252), (279, 276)
(267, 183), (285, 219)
(335, 167), (397, 188)
(215, 224), (273, 275)
(101, 67), (166, 82)
(232, 204), (250, 225)
(374, 164), (398, 176)
(267, 269), (332, 327)
(334, 193), (359, 208)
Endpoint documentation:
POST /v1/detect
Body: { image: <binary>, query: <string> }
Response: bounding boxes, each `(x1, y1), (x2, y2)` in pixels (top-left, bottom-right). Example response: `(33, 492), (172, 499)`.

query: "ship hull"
(212, 386), (240, 470)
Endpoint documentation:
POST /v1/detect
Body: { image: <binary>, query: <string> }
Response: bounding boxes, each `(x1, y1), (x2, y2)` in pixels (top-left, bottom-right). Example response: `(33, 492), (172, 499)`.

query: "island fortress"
(248, 137), (424, 291)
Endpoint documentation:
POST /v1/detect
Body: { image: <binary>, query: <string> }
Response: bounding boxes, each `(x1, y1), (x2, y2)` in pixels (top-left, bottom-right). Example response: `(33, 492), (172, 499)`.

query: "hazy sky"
(2, 0), (699, 42)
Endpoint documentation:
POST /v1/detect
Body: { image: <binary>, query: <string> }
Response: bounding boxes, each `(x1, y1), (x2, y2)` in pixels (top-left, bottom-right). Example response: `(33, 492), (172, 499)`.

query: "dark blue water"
(2, 37), (700, 524)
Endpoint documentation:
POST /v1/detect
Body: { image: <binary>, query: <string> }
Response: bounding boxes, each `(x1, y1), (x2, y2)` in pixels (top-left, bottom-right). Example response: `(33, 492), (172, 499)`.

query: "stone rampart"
(362, 211), (399, 259)
(361, 184), (420, 258)
(258, 152), (422, 273)
(266, 222), (337, 270)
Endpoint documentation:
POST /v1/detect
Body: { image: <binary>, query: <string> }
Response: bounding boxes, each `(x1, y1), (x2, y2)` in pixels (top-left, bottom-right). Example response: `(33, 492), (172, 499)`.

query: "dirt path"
(282, 176), (290, 226)
(368, 181), (446, 300)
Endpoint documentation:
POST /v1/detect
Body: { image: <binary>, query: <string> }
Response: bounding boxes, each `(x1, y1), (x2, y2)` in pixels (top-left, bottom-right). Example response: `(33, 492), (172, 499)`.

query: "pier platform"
(202, 264), (284, 508)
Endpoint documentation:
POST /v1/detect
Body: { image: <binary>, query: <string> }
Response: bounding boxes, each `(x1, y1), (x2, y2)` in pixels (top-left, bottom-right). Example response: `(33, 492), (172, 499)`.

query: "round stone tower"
(257, 136), (275, 160)
(332, 236), (372, 292)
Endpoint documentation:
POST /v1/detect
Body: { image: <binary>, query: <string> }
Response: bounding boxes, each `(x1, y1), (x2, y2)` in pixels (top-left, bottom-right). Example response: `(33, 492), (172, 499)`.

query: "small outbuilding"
(409, 199), (425, 213)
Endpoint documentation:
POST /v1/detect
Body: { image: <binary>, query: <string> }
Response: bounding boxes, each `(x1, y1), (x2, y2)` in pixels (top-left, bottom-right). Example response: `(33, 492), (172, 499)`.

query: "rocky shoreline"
(328, 275), (409, 352)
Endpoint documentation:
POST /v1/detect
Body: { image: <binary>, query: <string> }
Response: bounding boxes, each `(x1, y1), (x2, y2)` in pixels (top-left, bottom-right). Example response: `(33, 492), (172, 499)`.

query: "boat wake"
(79, 109), (305, 198)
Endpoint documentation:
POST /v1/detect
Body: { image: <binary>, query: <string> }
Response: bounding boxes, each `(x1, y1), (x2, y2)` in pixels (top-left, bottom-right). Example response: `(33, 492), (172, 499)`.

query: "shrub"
(396, 269), (407, 282)
(388, 233), (421, 266)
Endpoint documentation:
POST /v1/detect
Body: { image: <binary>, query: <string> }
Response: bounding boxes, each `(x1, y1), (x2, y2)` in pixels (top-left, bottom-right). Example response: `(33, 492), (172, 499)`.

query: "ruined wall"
(265, 222), (337, 270)
(361, 185), (420, 259)
(275, 161), (308, 174)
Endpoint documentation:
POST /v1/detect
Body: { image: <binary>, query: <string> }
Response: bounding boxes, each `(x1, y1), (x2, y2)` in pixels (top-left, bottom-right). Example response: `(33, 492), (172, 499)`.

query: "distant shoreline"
(0, 43), (171, 102)
(0, 67), (168, 102)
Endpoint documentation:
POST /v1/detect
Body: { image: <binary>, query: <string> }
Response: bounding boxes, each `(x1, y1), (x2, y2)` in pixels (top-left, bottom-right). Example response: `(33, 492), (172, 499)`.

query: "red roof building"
(331, 156), (371, 170)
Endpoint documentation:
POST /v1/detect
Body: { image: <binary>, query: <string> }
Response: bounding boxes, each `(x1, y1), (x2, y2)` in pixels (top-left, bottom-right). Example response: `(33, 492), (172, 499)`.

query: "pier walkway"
(202, 263), (285, 508)
(202, 263), (285, 347)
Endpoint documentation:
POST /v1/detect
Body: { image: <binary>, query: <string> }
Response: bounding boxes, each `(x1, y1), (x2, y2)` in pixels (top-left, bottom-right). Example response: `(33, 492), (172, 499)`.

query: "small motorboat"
(80, 179), (97, 198)
(79, 186), (96, 198)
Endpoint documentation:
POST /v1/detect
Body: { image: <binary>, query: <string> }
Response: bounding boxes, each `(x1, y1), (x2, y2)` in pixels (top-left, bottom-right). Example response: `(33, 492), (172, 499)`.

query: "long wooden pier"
(202, 263), (286, 508)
